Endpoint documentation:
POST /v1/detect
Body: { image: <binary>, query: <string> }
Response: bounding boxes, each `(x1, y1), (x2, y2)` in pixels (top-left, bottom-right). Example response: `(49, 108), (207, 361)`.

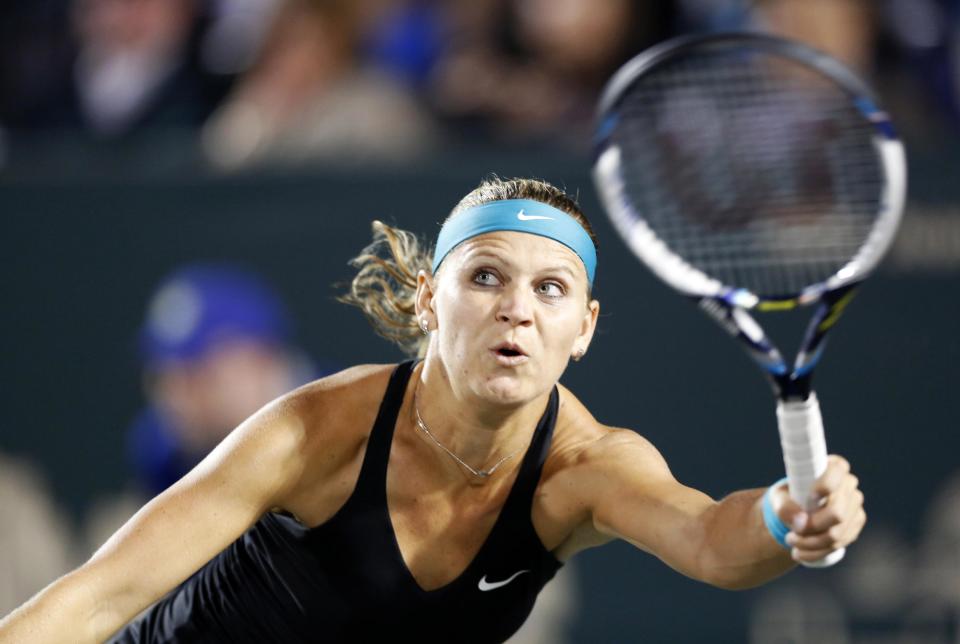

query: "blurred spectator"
(754, 0), (877, 74)
(201, 0), (438, 170)
(878, 0), (960, 139)
(0, 453), (75, 616)
(749, 0), (960, 141)
(427, 0), (669, 147)
(673, 0), (753, 32)
(3, 0), (230, 139)
(361, 0), (447, 91)
(72, 0), (213, 135)
(129, 264), (318, 495)
(199, 0), (284, 77)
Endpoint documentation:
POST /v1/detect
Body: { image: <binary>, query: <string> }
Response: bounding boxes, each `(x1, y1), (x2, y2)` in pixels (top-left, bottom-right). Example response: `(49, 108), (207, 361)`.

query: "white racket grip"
(776, 394), (845, 568)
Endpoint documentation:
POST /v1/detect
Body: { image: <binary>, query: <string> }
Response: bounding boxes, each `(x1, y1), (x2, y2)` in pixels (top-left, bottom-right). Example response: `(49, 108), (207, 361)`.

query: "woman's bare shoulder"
(280, 363), (400, 445)
(251, 363), (404, 511)
(536, 386), (665, 556)
(550, 384), (664, 470)
(194, 365), (397, 485)
(290, 363), (396, 397)
(536, 385), (677, 557)
(282, 363), (394, 406)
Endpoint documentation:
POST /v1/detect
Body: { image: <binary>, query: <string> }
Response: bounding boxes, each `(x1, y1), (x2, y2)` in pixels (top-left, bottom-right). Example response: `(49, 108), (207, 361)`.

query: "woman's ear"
(572, 299), (600, 361)
(415, 270), (436, 333)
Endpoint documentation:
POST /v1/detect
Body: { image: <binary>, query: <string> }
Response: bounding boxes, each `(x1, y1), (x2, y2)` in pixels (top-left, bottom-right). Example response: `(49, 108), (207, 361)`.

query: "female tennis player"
(0, 177), (865, 643)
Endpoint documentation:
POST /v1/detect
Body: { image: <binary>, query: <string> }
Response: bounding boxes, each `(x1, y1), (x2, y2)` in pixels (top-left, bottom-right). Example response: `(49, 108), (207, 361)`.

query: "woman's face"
(420, 231), (599, 406)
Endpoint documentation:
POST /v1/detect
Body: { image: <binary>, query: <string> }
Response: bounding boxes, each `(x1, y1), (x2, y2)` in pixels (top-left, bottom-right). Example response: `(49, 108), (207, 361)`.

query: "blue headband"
(431, 199), (597, 285)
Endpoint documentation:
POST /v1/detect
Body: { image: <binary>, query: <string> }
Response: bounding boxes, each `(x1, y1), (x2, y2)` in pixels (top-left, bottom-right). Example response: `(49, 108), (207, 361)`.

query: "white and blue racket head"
(592, 33), (907, 568)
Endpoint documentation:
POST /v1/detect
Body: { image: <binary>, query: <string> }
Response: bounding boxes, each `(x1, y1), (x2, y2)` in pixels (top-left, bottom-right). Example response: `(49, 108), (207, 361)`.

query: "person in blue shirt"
(129, 264), (319, 495)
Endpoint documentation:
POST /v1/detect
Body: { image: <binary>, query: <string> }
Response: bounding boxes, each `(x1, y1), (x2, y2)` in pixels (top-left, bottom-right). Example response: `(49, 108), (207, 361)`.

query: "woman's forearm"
(696, 489), (796, 590)
(0, 566), (119, 644)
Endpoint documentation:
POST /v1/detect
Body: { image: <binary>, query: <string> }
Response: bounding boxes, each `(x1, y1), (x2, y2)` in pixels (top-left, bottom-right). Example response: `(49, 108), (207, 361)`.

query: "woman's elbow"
(695, 547), (791, 591)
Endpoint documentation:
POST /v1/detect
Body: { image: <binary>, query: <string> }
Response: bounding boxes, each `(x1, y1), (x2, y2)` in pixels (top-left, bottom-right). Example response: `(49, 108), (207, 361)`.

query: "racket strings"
(613, 45), (884, 296)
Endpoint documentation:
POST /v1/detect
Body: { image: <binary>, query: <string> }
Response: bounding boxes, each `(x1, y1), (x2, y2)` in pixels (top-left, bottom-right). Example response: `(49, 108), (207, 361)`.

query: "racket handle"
(776, 394), (846, 568)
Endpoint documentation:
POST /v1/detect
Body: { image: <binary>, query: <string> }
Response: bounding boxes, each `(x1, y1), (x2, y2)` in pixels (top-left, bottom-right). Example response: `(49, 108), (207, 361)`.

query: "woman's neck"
(410, 361), (549, 481)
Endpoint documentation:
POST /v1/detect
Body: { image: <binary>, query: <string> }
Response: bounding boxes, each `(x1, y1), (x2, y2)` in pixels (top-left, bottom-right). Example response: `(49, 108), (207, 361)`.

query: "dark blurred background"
(2, 0), (959, 642)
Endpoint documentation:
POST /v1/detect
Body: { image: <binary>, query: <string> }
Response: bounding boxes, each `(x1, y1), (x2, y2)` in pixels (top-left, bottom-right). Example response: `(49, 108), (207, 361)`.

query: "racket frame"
(592, 32), (907, 568)
(593, 32), (907, 402)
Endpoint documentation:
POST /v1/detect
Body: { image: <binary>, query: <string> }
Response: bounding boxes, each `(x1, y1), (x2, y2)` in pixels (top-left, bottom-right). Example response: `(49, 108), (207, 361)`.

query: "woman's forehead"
(449, 231), (586, 274)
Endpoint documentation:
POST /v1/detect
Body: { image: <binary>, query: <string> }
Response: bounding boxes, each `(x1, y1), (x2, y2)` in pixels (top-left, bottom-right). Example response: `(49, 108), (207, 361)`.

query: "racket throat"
(783, 284), (860, 399)
(773, 373), (814, 402)
(698, 295), (817, 401)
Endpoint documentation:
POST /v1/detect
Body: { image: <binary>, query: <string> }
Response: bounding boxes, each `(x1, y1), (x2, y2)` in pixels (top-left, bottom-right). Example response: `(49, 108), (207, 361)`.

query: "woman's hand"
(770, 455), (866, 564)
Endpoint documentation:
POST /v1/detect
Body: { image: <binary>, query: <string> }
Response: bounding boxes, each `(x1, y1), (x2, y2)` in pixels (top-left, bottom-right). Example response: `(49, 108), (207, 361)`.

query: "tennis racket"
(592, 33), (906, 567)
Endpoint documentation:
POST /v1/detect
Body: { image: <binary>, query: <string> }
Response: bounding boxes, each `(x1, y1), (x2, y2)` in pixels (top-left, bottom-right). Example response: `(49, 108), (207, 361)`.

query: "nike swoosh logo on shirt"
(478, 570), (530, 591)
(517, 209), (553, 221)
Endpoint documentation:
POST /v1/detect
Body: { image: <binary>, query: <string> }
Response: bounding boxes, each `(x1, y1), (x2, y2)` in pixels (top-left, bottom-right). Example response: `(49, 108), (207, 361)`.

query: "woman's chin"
(479, 376), (541, 408)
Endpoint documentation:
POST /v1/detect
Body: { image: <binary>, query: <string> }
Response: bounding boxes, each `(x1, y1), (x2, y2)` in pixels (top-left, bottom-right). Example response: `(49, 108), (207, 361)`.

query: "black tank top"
(112, 360), (563, 643)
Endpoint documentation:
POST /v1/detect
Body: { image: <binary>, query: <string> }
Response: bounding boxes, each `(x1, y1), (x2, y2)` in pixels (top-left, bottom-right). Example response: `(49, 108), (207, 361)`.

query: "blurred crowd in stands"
(0, 0), (958, 171)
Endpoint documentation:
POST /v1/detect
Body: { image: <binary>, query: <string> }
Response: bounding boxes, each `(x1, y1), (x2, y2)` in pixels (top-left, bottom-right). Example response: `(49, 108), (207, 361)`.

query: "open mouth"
(491, 343), (528, 364)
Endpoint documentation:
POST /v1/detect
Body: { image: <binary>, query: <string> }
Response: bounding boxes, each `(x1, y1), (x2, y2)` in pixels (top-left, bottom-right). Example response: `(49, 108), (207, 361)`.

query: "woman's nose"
(495, 285), (534, 326)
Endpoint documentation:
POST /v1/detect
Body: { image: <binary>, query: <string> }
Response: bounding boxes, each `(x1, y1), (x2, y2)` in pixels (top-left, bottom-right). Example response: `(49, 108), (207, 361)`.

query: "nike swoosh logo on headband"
(478, 570), (530, 591)
(517, 209), (553, 221)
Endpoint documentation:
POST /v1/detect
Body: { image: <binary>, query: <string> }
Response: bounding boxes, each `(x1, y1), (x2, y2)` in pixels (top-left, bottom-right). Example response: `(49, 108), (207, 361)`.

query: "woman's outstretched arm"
(564, 428), (864, 589)
(0, 397), (308, 643)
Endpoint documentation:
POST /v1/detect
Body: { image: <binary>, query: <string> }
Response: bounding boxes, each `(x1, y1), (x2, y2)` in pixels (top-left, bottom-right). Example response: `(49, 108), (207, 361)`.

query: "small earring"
(573, 348), (585, 362)
(420, 318), (429, 335)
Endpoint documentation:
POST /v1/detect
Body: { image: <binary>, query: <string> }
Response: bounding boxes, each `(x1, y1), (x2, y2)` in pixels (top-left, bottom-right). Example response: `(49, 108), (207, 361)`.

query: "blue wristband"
(762, 478), (791, 549)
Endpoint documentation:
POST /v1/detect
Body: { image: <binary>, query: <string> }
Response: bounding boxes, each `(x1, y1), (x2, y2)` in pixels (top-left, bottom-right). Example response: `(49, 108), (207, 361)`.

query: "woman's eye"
(474, 270), (500, 286)
(537, 282), (564, 298)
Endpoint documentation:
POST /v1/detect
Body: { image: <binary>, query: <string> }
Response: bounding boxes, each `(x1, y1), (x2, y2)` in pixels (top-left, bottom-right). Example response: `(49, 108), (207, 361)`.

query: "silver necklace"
(413, 386), (522, 478)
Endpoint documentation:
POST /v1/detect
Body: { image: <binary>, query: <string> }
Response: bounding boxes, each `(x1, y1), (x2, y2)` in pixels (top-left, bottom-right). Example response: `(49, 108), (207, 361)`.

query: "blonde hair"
(340, 177), (597, 357)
